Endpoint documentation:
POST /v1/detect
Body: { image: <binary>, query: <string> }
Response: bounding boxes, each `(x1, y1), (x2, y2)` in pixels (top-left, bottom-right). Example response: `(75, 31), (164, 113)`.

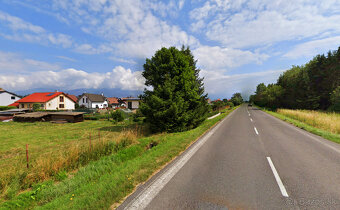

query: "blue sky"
(1, 0), (340, 99)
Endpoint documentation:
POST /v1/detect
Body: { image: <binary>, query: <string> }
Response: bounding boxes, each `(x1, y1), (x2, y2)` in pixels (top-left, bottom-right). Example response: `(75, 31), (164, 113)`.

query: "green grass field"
(0, 107), (237, 209)
(0, 119), (145, 203)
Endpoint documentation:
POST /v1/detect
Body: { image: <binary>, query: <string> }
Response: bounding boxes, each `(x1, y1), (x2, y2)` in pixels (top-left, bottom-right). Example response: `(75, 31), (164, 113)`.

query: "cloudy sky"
(1, 0), (340, 99)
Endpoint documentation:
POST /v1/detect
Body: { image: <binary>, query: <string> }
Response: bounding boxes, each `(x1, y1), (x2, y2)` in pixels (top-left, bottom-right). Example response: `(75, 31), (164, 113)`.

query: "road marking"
(250, 118), (253, 122)
(123, 112), (231, 210)
(267, 157), (289, 197)
(208, 112), (221, 120)
(254, 127), (259, 135)
(248, 113), (250, 116)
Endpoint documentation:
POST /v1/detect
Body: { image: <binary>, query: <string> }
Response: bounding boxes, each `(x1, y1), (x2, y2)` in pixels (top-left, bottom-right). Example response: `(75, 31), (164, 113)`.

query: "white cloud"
(283, 36), (340, 58)
(50, 0), (199, 58)
(201, 69), (285, 99)
(0, 10), (74, 48)
(0, 51), (60, 73)
(190, 0), (340, 48)
(194, 45), (269, 71)
(0, 10), (45, 33)
(0, 66), (145, 91)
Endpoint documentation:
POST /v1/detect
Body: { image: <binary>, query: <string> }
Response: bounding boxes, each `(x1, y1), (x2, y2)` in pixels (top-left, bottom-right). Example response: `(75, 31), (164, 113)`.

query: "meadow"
(0, 119), (146, 202)
(265, 108), (340, 144)
(0, 107), (236, 209)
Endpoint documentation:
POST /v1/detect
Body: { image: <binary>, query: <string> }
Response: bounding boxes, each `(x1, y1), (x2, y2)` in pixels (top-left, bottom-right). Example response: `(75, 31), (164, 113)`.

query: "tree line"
(250, 46), (340, 111)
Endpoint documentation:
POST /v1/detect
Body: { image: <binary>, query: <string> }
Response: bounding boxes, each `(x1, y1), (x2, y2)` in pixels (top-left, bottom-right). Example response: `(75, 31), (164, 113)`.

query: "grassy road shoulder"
(260, 108), (340, 144)
(1, 107), (238, 209)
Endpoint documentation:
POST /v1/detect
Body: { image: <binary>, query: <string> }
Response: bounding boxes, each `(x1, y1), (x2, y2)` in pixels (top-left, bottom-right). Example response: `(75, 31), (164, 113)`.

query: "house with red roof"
(16, 92), (75, 110)
(107, 97), (120, 108)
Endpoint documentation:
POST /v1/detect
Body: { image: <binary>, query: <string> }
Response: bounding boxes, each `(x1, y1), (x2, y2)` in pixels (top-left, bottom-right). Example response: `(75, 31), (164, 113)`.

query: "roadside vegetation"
(262, 109), (340, 144)
(0, 119), (146, 203)
(249, 46), (340, 144)
(250, 46), (340, 111)
(0, 106), (237, 209)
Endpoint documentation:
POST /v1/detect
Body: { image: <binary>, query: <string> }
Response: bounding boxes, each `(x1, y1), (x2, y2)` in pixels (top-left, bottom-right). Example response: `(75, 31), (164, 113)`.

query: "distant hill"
(15, 88), (143, 98)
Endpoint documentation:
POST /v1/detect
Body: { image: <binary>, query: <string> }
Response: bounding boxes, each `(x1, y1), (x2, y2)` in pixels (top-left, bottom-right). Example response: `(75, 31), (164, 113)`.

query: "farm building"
(78, 93), (108, 109)
(13, 112), (85, 123)
(122, 97), (141, 109)
(16, 92), (75, 110)
(0, 88), (21, 106)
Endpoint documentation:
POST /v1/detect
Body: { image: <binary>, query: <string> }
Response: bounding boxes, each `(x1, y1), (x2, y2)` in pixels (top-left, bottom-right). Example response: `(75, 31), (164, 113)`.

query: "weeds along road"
(118, 104), (340, 210)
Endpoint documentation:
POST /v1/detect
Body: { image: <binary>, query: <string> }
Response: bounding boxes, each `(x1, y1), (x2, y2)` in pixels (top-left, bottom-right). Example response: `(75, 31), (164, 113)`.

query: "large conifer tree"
(140, 46), (209, 132)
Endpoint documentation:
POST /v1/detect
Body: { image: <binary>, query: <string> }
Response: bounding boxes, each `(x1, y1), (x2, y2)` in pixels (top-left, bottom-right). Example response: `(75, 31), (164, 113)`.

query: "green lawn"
(0, 107), (237, 209)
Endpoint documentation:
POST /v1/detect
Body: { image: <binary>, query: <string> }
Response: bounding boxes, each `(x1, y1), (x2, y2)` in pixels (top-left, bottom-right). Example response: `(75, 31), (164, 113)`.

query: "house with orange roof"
(16, 92), (75, 110)
(107, 97), (120, 108)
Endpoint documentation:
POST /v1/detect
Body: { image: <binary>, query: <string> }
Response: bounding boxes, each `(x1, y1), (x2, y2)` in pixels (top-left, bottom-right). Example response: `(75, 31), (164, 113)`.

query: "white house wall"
(91, 101), (108, 109)
(45, 94), (75, 110)
(78, 95), (91, 108)
(0, 92), (21, 106)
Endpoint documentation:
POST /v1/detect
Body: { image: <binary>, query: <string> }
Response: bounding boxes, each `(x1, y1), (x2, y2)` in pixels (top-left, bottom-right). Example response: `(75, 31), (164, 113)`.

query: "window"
(83, 98), (85, 103)
(59, 104), (64, 108)
(21, 104), (24, 108)
(60, 96), (64, 102)
(11, 96), (15, 100)
(41, 104), (44, 108)
(128, 102), (132, 109)
(86, 98), (88, 103)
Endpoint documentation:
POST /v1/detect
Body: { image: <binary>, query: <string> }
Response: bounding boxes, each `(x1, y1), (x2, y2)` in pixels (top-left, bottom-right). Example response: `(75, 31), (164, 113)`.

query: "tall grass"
(277, 109), (340, 134)
(0, 125), (145, 202)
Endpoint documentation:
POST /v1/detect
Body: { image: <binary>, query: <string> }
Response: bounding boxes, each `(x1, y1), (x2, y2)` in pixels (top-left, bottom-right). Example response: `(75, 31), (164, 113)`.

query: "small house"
(122, 97), (141, 109)
(107, 97), (120, 108)
(0, 88), (21, 106)
(78, 93), (108, 109)
(16, 92), (75, 110)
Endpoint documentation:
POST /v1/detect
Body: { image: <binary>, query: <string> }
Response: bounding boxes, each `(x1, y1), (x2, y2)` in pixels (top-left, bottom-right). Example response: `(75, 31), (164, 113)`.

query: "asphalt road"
(118, 105), (340, 210)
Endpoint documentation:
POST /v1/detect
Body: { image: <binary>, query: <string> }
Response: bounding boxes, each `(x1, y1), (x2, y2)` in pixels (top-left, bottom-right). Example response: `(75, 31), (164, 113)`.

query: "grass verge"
(261, 108), (340, 144)
(0, 107), (237, 209)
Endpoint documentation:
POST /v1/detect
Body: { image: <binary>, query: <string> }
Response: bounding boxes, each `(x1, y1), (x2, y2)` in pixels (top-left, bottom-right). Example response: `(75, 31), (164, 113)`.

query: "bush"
(111, 110), (125, 122)
(329, 86), (340, 112)
(33, 103), (41, 111)
(132, 109), (144, 122)
(0, 106), (16, 111)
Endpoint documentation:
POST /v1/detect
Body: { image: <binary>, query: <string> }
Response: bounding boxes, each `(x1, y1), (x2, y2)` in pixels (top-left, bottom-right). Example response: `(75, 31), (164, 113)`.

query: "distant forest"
(250, 47), (340, 111)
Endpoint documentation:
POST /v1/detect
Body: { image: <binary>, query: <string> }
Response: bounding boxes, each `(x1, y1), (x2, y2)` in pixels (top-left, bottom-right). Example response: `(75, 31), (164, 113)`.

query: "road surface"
(118, 105), (340, 210)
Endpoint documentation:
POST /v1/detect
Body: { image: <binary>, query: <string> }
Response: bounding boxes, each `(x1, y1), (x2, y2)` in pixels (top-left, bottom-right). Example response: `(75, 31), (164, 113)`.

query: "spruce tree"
(140, 46), (209, 132)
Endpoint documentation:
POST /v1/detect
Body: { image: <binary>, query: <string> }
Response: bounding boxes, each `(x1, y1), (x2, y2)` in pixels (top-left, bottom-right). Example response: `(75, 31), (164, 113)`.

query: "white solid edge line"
(267, 157), (289, 197)
(254, 127), (259, 135)
(123, 111), (232, 210)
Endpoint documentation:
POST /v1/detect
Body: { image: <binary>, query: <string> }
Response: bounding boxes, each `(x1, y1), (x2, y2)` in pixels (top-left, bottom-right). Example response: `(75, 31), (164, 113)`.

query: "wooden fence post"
(89, 132), (91, 152)
(26, 144), (29, 169)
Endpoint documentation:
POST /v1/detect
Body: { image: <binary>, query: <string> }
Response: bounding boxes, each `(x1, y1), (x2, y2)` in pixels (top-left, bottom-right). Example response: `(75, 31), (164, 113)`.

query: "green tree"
(33, 103), (41, 111)
(330, 86), (340, 112)
(140, 46), (209, 132)
(230, 93), (243, 106)
(111, 109), (125, 122)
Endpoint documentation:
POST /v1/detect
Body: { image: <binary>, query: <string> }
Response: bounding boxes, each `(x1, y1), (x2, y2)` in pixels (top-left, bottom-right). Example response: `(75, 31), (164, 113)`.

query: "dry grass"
(0, 122), (145, 201)
(277, 109), (340, 134)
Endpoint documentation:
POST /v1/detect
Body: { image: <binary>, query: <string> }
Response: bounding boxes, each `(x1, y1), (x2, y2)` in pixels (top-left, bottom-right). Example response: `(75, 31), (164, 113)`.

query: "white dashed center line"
(267, 157), (289, 197)
(254, 127), (259, 135)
